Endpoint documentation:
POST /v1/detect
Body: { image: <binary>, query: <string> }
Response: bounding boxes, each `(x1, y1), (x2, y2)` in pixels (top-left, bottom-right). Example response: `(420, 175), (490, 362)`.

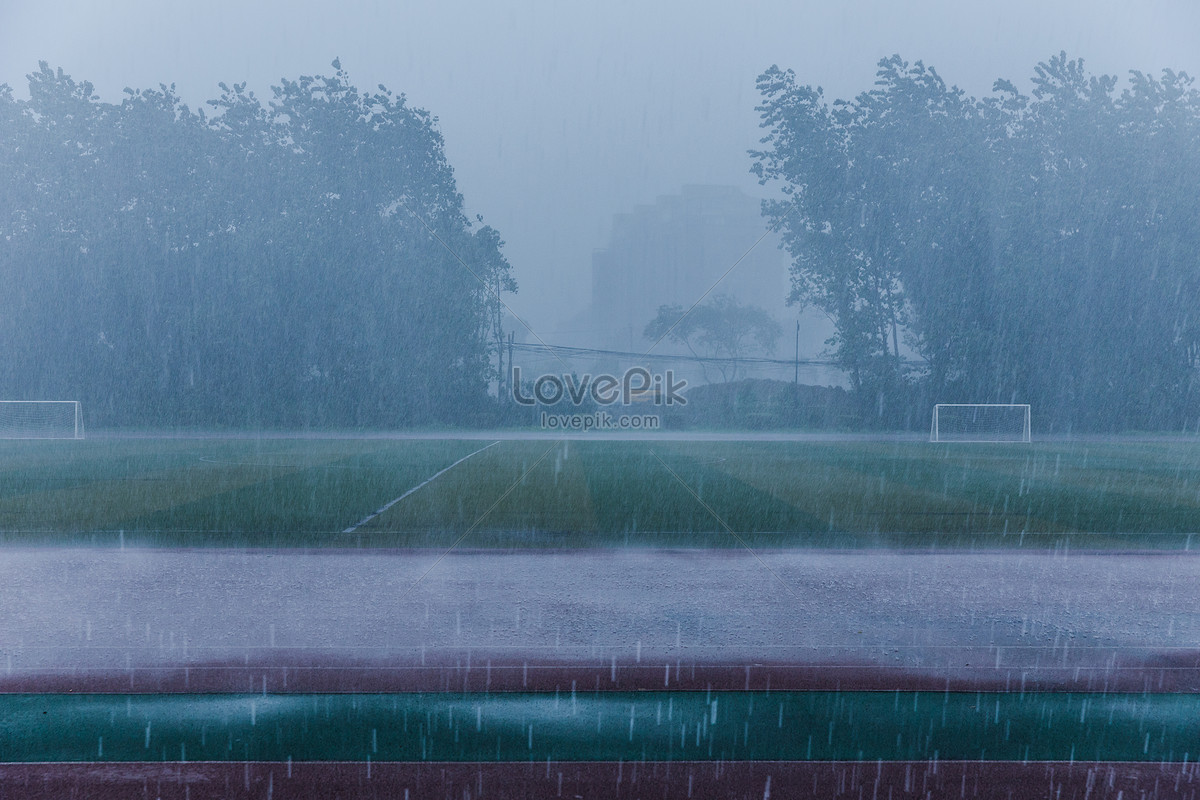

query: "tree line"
(753, 53), (1200, 432)
(0, 60), (514, 428)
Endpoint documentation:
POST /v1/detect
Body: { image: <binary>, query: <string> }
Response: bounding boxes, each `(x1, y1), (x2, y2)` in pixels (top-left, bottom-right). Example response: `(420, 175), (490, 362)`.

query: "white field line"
(341, 441), (501, 534)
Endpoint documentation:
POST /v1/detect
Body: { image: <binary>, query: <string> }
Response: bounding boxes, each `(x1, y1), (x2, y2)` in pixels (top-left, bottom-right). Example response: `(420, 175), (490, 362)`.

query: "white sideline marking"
(341, 441), (501, 534)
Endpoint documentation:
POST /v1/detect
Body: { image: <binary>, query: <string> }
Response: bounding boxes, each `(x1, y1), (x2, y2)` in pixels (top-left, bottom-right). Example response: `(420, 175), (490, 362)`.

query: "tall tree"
(0, 60), (515, 428)
(753, 53), (1200, 431)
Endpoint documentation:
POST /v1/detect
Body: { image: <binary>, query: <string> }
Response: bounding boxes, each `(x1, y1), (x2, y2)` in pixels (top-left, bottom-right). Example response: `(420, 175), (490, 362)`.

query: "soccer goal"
(930, 404), (1030, 443)
(0, 401), (85, 439)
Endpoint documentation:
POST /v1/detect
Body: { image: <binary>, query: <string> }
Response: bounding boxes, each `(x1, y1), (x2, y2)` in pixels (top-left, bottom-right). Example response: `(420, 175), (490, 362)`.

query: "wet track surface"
(1, 548), (1197, 691)
(4, 548), (1198, 797)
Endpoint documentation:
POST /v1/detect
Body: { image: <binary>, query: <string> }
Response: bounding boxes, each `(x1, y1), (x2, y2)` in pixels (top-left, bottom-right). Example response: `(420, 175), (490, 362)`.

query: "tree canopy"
(0, 60), (514, 428)
(753, 53), (1200, 432)
(645, 295), (783, 383)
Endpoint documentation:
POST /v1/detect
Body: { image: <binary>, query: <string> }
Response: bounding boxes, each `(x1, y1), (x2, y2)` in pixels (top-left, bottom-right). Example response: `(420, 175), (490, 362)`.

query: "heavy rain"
(2, 1), (1200, 798)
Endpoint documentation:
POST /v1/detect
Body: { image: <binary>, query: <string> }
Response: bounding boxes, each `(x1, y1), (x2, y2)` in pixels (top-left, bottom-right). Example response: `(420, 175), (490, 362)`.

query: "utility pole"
(794, 320), (800, 385)
(495, 274), (504, 402)
(507, 332), (515, 402)
(497, 329), (505, 402)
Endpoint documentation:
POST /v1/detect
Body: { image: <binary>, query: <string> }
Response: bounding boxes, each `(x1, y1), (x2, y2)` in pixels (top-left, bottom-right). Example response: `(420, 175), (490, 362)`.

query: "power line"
(508, 341), (841, 368)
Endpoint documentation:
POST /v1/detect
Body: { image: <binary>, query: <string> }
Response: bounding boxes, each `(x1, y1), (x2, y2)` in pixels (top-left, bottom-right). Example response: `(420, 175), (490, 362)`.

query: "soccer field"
(1, 435), (1199, 548)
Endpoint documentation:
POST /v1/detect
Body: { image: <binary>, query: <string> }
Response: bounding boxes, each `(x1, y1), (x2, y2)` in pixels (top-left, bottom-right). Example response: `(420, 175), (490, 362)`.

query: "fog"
(4, 0), (1199, 338)
(4, 6), (1200, 791)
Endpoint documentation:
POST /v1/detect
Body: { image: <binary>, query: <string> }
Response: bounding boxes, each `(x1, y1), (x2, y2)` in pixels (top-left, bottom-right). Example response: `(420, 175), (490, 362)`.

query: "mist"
(5, 5), (1200, 793)
(4, 0), (1199, 339)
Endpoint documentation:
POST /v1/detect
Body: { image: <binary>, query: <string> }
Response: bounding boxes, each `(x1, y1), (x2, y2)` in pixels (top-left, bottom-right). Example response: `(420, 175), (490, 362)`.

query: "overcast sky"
(3, 0), (1199, 337)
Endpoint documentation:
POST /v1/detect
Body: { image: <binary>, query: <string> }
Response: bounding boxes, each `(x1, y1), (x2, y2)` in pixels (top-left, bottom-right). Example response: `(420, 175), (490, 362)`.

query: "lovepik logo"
(511, 367), (688, 406)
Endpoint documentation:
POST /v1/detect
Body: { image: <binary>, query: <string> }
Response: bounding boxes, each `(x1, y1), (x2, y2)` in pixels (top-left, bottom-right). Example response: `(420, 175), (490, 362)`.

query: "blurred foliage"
(0, 60), (515, 428)
(754, 53), (1200, 432)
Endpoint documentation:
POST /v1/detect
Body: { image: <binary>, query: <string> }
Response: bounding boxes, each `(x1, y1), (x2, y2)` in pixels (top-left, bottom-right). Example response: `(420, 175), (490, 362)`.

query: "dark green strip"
(2, 692), (1197, 763)
(4, 439), (1200, 547)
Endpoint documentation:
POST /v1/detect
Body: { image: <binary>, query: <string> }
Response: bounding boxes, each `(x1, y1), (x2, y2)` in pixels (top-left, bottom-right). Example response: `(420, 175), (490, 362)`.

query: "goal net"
(0, 401), (85, 439)
(930, 404), (1030, 443)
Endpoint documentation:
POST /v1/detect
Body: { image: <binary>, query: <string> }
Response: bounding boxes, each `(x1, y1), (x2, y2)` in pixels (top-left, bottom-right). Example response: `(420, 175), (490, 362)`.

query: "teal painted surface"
(2, 692), (1198, 763)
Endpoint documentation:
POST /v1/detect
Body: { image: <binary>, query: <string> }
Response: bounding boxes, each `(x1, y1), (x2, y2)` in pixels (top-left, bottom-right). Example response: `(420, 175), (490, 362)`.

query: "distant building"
(552, 185), (838, 386)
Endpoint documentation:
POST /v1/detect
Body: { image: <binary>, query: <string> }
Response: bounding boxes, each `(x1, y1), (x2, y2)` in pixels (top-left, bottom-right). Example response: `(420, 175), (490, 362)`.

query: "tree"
(0, 60), (516, 428)
(752, 53), (1200, 431)
(644, 295), (782, 382)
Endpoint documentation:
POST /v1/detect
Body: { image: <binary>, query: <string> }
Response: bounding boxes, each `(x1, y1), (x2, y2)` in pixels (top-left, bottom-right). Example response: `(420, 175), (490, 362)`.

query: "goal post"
(0, 401), (85, 439)
(930, 404), (1030, 443)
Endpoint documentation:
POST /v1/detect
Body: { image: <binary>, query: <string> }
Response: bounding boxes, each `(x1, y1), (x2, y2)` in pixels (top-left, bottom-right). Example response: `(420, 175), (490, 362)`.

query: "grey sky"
(3, 0), (1199, 336)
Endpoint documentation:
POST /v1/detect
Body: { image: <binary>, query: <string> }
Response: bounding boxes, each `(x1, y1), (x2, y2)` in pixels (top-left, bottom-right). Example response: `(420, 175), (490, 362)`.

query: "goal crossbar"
(0, 401), (85, 439)
(930, 403), (1030, 443)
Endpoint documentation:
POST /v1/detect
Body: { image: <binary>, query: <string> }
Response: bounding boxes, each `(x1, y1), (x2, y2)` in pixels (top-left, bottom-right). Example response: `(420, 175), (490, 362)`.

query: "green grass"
(1, 437), (1199, 548)
(1, 691), (1195, 763)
